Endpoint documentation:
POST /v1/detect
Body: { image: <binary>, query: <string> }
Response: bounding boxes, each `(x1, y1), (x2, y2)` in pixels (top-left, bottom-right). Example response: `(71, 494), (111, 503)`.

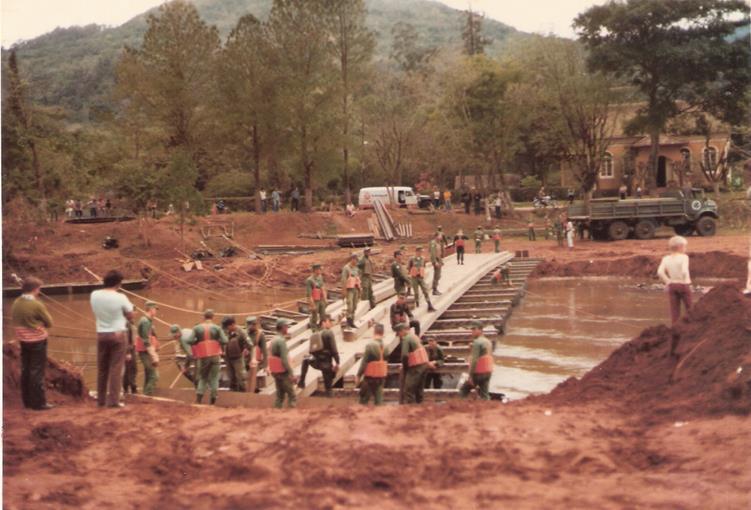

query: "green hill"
(3, 0), (522, 122)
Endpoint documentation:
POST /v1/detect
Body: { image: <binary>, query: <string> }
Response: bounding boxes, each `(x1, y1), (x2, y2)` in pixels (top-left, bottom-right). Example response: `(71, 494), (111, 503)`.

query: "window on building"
(599, 152), (614, 178)
(680, 148), (691, 172)
(702, 146), (717, 169)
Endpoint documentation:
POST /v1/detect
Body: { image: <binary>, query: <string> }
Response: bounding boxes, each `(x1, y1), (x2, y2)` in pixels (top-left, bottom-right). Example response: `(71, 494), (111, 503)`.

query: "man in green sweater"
(187, 309), (228, 405)
(398, 322), (434, 404)
(459, 320), (494, 400)
(136, 301), (160, 396)
(11, 276), (54, 410)
(357, 247), (376, 310)
(391, 251), (411, 295)
(341, 253), (361, 328)
(429, 233), (444, 296)
(356, 323), (389, 406)
(269, 318), (297, 409)
(305, 264), (327, 331)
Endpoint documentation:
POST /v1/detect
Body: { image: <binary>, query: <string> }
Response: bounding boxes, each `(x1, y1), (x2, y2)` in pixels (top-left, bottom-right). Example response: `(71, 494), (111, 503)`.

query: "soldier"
(298, 314), (340, 395)
(356, 323), (389, 406)
(424, 337), (445, 389)
(391, 250), (411, 295)
(135, 301), (160, 396)
(435, 225), (449, 248)
(474, 226), (484, 254)
(397, 323), (434, 404)
(222, 316), (251, 392)
(459, 320), (494, 400)
(429, 233), (444, 296)
(398, 245), (411, 296)
(245, 316), (267, 372)
(305, 264), (327, 331)
(492, 227), (502, 253)
(268, 318), (297, 409)
(187, 309), (228, 405)
(170, 323), (196, 385)
(527, 219), (536, 241)
(554, 216), (564, 247)
(390, 291), (420, 336)
(454, 230), (468, 265)
(341, 253), (361, 328)
(358, 247), (376, 310)
(122, 325), (138, 394)
(408, 246), (436, 311)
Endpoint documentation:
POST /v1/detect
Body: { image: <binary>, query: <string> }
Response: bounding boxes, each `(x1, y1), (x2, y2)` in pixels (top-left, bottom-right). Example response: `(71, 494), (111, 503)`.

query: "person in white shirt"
(657, 236), (692, 355)
(90, 270), (135, 408)
(565, 220), (575, 249)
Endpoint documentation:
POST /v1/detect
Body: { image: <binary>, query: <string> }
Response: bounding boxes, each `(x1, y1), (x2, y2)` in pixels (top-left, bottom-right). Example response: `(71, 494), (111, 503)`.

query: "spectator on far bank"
(636, 186), (643, 198)
(88, 198), (98, 218)
(345, 202), (356, 217)
(65, 199), (75, 218)
(461, 190), (471, 214)
(11, 276), (54, 410)
(619, 184), (627, 200)
(566, 219), (575, 249)
(567, 188), (575, 204)
(473, 189), (482, 215)
(493, 194), (502, 219)
(105, 198), (112, 216)
(259, 189), (267, 213)
(291, 187), (300, 212)
(75, 199), (83, 218)
(443, 189), (452, 211)
(272, 189), (280, 212)
(527, 219), (536, 241)
(433, 189), (440, 209)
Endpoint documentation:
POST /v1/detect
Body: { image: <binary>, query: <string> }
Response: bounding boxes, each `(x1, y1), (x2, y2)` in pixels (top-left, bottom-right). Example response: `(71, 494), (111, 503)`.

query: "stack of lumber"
(336, 233), (374, 248)
(373, 199), (397, 240)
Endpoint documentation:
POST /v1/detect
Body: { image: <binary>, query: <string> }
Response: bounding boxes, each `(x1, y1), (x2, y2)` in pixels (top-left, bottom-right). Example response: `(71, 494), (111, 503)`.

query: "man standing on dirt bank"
(91, 270), (134, 408)
(188, 310), (228, 405)
(657, 236), (693, 356)
(222, 316), (251, 392)
(409, 246), (436, 311)
(391, 250), (411, 295)
(474, 226), (485, 254)
(429, 233), (444, 296)
(356, 323), (388, 406)
(11, 276), (54, 410)
(298, 314), (339, 395)
(306, 264), (327, 331)
(136, 302), (160, 396)
(391, 291), (420, 336)
(342, 253), (362, 328)
(397, 323), (433, 404)
(527, 219), (536, 241)
(460, 320), (493, 400)
(358, 248), (376, 310)
(424, 337), (445, 389)
(269, 319), (297, 409)
(123, 326), (138, 394)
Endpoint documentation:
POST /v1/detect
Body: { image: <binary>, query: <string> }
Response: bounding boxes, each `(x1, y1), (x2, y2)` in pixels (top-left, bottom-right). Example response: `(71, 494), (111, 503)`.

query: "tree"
(462, 8), (491, 56)
(325, 0), (375, 204)
(575, 0), (751, 187)
(390, 22), (436, 73)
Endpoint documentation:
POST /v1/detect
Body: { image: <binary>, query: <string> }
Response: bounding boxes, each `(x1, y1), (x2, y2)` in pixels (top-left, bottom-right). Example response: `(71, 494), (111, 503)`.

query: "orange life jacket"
(193, 324), (222, 359)
(493, 233), (500, 241)
(455, 238), (465, 248)
(311, 287), (323, 301)
(409, 265), (425, 278)
(268, 353), (291, 374)
(346, 275), (361, 289)
(474, 354), (494, 374)
(135, 333), (160, 353)
(408, 345), (429, 367)
(364, 346), (387, 378)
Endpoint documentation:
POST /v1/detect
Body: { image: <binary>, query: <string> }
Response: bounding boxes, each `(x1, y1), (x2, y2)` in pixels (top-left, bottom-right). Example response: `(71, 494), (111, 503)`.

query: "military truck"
(567, 188), (718, 241)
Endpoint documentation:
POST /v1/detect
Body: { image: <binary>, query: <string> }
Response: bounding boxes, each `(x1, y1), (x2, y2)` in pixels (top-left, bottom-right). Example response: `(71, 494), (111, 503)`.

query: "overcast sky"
(1, 0), (606, 47)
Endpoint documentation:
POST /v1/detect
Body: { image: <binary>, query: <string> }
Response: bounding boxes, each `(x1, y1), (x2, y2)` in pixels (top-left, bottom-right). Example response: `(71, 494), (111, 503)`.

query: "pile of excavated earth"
(3, 285), (750, 509)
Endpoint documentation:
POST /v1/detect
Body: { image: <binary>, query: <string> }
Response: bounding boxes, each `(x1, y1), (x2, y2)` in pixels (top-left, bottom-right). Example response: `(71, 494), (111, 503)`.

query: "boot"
(196, 394), (203, 404)
(209, 395), (217, 405)
(427, 302), (436, 312)
(432, 289), (441, 296)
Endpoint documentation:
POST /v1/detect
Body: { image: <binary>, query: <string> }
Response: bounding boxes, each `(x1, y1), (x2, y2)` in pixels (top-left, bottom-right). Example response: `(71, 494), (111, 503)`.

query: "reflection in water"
(2, 287), (301, 389)
(492, 278), (675, 400)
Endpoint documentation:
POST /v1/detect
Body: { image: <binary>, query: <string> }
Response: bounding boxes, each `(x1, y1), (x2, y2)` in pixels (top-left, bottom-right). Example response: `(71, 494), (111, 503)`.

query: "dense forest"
(2, 0), (749, 214)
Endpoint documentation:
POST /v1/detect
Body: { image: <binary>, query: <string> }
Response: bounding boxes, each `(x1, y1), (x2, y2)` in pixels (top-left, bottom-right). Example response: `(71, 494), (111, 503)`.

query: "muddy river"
(3, 278), (694, 398)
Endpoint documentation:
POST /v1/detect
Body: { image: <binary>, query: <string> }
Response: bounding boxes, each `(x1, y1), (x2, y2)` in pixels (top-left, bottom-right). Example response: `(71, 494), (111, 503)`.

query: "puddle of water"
(491, 278), (687, 400)
(2, 287), (301, 389)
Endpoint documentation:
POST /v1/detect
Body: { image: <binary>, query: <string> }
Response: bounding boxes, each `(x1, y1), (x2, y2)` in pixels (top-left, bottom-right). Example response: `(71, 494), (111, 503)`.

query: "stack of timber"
(256, 244), (333, 255)
(336, 233), (374, 248)
(394, 222), (413, 238)
(372, 199), (397, 241)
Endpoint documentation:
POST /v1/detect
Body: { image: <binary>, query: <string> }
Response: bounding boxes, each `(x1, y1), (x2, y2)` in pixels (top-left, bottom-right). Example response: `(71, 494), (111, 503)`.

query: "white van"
(358, 186), (418, 209)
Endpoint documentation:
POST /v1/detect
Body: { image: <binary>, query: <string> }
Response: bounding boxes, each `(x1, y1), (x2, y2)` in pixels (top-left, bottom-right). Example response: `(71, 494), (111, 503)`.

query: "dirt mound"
(3, 343), (88, 408)
(538, 285), (751, 422)
(532, 250), (747, 281)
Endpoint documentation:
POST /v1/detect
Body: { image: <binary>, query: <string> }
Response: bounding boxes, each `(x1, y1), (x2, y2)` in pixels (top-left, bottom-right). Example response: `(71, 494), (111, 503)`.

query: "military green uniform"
(357, 337), (387, 406)
(305, 274), (327, 331)
(474, 227), (485, 254)
(424, 343), (445, 389)
(341, 263), (361, 322)
(408, 255), (431, 307)
(188, 322), (228, 403)
(270, 334), (296, 408)
(460, 335), (493, 400)
(492, 228), (502, 253)
(223, 327), (251, 392)
(247, 327), (268, 371)
(401, 332), (428, 404)
(136, 316), (159, 396)
(175, 326), (197, 386)
(357, 254), (376, 309)
(429, 239), (444, 293)
(554, 219), (564, 247)
(391, 259), (411, 295)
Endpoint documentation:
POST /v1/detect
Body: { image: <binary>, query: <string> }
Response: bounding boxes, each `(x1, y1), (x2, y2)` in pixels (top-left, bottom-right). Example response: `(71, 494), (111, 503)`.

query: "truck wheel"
(673, 224), (694, 236)
(634, 220), (656, 240)
(608, 221), (629, 241)
(696, 217), (716, 237)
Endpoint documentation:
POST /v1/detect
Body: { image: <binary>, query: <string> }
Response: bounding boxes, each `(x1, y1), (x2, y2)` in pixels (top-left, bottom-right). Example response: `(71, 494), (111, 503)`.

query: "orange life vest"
(268, 353), (291, 374)
(364, 346), (387, 378)
(475, 354), (494, 374)
(311, 287), (323, 301)
(409, 265), (425, 278)
(408, 345), (429, 367)
(493, 233), (500, 241)
(193, 323), (222, 359)
(455, 238), (465, 248)
(135, 334), (160, 353)
(346, 275), (361, 289)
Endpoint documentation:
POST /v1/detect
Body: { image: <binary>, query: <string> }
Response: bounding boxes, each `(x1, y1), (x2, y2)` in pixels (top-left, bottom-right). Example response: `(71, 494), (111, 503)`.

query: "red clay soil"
(3, 287), (751, 509)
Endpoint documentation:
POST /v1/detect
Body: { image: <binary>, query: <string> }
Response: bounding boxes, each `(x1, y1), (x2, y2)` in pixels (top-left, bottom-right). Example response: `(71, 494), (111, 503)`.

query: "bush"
(520, 175), (542, 189)
(204, 171), (254, 198)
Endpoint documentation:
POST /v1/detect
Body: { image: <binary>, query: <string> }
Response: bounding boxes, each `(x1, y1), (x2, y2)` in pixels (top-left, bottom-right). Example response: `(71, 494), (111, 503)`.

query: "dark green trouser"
(459, 373), (491, 400)
(494, 240), (500, 253)
(360, 276), (375, 309)
(139, 351), (159, 396)
(404, 364), (428, 404)
(345, 288), (360, 320)
(273, 374), (297, 409)
(475, 241), (482, 253)
(310, 299), (327, 330)
(359, 377), (385, 406)
(411, 277), (430, 306)
(196, 355), (221, 401)
(226, 357), (247, 392)
(432, 265), (441, 292)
